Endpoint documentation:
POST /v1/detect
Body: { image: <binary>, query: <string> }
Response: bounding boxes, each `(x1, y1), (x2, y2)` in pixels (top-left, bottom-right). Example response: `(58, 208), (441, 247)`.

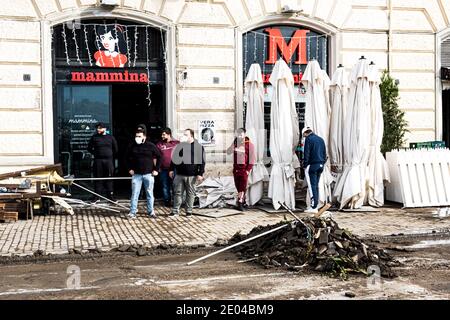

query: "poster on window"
(198, 120), (216, 145)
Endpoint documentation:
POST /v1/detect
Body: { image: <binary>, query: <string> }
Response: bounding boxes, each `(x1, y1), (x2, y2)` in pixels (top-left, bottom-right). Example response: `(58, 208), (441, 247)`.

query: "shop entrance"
(442, 90), (450, 147)
(112, 82), (165, 198)
(52, 19), (167, 199)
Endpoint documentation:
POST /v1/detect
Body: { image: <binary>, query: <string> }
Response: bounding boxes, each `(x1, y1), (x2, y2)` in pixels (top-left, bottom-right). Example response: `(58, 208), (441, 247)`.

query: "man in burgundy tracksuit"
(156, 127), (179, 207)
(227, 128), (256, 211)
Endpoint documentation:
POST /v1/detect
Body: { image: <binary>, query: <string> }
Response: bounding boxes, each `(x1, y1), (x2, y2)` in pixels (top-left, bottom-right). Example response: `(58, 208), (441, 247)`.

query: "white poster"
(198, 120), (216, 145)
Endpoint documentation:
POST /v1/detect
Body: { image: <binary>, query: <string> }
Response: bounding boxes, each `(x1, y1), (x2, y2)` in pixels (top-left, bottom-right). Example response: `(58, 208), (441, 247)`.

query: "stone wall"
(1, 0), (450, 174)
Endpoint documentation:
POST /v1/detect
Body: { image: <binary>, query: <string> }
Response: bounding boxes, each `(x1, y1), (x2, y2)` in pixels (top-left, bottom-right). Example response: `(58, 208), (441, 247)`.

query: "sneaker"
(186, 212), (192, 216)
(148, 213), (157, 219)
(127, 213), (137, 219)
(164, 201), (171, 208)
(304, 208), (318, 214)
(236, 203), (244, 212)
(169, 212), (179, 217)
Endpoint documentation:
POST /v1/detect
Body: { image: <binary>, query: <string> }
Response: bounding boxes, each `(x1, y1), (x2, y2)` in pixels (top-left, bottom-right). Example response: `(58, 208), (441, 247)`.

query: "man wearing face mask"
(88, 123), (118, 202)
(126, 128), (161, 219)
(156, 128), (179, 207)
(169, 129), (205, 216)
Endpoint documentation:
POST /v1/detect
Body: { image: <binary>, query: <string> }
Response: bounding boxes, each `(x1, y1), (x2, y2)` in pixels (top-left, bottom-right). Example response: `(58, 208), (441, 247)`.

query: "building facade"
(0, 0), (449, 177)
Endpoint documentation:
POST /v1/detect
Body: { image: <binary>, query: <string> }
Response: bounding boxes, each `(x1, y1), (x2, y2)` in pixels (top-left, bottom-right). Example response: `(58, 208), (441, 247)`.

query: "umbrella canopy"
(367, 63), (390, 206)
(301, 60), (333, 206)
(268, 59), (299, 210)
(245, 63), (269, 205)
(196, 176), (237, 208)
(334, 58), (372, 209)
(329, 66), (349, 179)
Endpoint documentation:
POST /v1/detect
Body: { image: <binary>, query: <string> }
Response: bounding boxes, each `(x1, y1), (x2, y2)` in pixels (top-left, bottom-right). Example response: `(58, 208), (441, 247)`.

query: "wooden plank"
(0, 211), (18, 222)
(0, 164), (63, 181)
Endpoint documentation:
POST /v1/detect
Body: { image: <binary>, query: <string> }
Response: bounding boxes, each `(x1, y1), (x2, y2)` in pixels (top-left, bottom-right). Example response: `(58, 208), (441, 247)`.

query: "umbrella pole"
(186, 223), (290, 266)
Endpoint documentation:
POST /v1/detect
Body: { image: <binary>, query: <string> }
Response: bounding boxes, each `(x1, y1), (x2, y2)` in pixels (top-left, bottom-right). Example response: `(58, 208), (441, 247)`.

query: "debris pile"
(230, 218), (396, 279)
(0, 164), (72, 222)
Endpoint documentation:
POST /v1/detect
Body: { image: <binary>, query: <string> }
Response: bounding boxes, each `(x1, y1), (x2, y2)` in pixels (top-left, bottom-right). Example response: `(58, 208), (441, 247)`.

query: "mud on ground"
(0, 231), (449, 299)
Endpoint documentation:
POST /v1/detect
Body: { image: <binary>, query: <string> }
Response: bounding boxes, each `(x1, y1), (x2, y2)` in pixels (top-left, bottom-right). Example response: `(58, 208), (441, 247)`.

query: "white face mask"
(135, 137), (144, 144)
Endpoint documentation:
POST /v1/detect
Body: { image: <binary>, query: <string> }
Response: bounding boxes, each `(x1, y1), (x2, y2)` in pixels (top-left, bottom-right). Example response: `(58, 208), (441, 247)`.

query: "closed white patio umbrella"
(301, 60), (333, 207)
(334, 58), (372, 209)
(268, 59), (299, 210)
(245, 63), (269, 205)
(367, 63), (390, 206)
(329, 65), (349, 185)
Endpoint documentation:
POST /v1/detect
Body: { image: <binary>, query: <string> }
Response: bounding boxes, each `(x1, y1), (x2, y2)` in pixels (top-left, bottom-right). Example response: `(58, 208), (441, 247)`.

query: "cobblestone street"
(1, 203), (450, 257)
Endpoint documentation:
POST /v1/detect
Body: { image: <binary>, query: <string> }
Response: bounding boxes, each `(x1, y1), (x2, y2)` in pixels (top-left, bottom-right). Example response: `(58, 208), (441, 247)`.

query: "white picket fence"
(386, 148), (450, 207)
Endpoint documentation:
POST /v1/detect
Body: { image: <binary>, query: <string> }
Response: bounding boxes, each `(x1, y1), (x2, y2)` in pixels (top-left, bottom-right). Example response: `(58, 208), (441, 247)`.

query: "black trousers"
(93, 159), (114, 197)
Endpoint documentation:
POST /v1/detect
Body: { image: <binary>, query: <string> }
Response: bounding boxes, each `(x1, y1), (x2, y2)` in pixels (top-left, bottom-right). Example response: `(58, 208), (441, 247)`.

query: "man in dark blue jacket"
(302, 127), (327, 213)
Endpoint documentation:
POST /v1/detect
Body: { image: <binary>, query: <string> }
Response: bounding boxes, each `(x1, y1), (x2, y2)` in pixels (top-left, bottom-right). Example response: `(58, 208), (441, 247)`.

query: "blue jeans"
(305, 163), (324, 209)
(130, 174), (155, 215)
(159, 169), (173, 203)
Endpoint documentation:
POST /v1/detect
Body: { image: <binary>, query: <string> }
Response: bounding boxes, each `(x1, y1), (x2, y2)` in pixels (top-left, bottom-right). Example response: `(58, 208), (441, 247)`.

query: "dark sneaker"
(169, 212), (179, 217)
(186, 212), (192, 216)
(164, 201), (171, 208)
(237, 203), (244, 211)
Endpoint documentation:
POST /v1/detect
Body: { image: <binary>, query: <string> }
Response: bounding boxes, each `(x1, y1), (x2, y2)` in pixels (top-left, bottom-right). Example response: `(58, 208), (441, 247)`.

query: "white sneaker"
(127, 213), (137, 219)
(304, 208), (318, 214)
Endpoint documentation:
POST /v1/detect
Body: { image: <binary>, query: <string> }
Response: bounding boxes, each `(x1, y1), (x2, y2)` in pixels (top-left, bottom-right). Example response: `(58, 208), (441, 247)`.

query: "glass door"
(56, 85), (111, 179)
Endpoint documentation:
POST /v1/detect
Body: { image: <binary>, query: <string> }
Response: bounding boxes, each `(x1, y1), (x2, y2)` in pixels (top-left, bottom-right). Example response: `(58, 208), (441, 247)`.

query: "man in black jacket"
(126, 127), (161, 219)
(88, 123), (118, 201)
(169, 129), (205, 216)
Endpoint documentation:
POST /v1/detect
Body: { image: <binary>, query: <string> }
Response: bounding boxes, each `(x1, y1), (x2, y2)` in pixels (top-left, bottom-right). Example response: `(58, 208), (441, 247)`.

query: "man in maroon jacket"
(156, 128), (179, 207)
(227, 128), (256, 211)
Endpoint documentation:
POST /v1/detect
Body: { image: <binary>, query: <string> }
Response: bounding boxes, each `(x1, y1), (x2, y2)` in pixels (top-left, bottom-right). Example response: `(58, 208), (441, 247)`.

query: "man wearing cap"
(88, 123), (118, 201)
(302, 127), (327, 214)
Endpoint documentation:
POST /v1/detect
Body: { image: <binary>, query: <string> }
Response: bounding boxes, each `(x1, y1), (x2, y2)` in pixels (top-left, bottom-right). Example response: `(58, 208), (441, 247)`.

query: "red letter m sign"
(265, 28), (310, 65)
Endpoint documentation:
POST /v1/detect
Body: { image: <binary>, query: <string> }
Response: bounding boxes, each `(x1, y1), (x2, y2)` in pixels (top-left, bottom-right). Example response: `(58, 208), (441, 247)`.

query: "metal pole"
(278, 202), (313, 241)
(65, 177), (132, 181)
(186, 223), (289, 266)
(72, 182), (129, 210)
(278, 201), (301, 222)
(64, 198), (121, 213)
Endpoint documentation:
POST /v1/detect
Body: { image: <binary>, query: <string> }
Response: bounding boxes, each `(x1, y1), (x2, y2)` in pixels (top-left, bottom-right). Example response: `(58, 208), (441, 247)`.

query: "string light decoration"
(61, 23), (70, 65)
(298, 37), (302, 93)
(93, 25), (105, 67)
(133, 26), (139, 67)
(253, 32), (257, 63)
(315, 36), (319, 62)
(145, 26), (152, 107)
(244, 33), (248, 77)
(262, 31), (267, 88)
(83, 25), (93, 66)
(124, 26), (131, 67)
(71, 25), (82, 65)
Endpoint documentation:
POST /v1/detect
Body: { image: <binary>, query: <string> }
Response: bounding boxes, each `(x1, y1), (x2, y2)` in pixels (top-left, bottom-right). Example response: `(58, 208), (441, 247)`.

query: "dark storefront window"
(242, 25), (328, 154)
(57, 85), (111, 176)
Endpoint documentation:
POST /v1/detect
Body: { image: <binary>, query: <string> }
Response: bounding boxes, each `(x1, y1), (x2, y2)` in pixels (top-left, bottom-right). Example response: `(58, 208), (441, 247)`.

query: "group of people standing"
(88, 122), (327, 216)
(88, 123), (208, 219)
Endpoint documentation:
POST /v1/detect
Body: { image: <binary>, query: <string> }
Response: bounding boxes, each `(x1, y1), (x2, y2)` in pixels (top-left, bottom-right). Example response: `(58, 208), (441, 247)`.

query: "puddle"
(405, 239), (450, 249)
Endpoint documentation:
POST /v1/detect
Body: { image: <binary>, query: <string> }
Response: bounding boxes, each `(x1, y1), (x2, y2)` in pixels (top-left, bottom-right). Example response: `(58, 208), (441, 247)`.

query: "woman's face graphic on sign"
(100, 31), (118, 52)
(94, 25), (128, 68)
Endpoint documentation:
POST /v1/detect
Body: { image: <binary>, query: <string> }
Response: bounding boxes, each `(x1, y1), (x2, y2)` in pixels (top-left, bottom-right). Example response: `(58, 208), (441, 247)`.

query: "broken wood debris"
(229, 218), (396, 279)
